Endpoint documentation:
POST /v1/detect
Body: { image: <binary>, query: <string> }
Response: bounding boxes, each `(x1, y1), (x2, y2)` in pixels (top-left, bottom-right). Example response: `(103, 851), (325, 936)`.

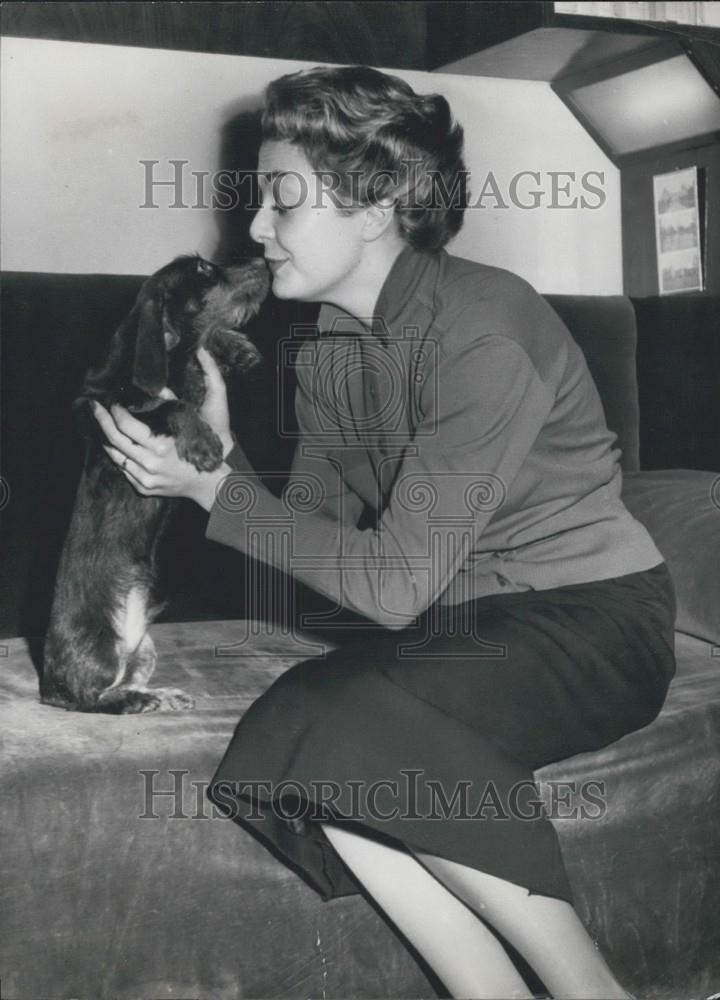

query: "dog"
(41, 254), (269, 714)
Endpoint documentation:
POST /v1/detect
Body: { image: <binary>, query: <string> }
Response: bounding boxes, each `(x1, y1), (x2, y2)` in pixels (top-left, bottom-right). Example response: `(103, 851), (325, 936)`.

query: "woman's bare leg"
(413, 852), (632, 1000)
(320, 822), (533, 999)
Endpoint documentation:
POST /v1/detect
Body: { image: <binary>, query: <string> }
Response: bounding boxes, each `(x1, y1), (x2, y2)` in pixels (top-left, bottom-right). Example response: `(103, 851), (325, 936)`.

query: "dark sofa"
(1, 274), (719, 999)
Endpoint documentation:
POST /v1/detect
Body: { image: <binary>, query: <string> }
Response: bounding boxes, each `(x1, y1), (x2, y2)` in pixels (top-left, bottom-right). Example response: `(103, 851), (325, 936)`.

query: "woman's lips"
(266, 258), (287, 274)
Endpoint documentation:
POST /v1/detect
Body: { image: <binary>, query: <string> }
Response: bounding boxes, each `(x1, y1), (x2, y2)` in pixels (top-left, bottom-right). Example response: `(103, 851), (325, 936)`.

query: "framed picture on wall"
(653, 166), (704, 294)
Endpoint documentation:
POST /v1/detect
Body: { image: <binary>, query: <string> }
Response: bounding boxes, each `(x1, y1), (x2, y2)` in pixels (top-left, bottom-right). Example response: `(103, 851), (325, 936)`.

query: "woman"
(94, 66), (676, 999)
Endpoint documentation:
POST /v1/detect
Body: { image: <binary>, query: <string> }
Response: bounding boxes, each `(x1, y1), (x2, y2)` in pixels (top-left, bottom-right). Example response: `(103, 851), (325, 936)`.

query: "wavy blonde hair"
(261, 65), (468, 252)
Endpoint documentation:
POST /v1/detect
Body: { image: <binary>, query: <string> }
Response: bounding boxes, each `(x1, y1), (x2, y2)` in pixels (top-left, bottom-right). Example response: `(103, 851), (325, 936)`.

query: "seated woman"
(94, 65), (676, 1000)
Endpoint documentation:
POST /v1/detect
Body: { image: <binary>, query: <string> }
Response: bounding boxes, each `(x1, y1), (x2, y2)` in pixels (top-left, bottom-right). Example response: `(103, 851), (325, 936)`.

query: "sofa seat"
(1, 619), (718, 1000)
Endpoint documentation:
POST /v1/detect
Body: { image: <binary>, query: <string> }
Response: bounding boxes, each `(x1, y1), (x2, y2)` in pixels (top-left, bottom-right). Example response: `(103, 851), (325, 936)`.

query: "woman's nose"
(249, 203), (273, 246)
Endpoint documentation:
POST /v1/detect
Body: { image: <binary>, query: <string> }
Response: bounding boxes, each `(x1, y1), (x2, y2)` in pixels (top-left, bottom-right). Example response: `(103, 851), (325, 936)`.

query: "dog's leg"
(94, 587), (195, 714)
(115, 631), (195, 712)
(126, 628), (157, 686)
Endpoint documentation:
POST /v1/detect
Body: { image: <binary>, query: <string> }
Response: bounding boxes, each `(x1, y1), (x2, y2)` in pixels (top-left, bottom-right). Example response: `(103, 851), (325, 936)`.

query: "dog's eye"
(196, 259), (215, 278)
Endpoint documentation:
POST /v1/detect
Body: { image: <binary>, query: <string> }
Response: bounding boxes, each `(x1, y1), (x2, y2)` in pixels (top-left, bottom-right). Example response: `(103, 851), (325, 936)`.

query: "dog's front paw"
(148, 399), (225, 471)
(214, 332), (262, 374)
(176, 423), (224, 472)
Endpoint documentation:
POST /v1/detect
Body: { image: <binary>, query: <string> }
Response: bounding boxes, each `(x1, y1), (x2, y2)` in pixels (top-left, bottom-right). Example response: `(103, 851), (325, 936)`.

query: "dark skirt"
(208, 562), (677, 903)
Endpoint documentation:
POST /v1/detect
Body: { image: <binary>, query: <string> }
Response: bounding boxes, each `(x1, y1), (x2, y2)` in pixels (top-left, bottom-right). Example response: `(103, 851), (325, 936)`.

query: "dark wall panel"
(0, 1), (427, 68)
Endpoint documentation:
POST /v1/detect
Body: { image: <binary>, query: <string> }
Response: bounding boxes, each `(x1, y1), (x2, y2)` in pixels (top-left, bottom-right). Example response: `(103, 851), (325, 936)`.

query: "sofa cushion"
(538, 630), (720, 1000)
(0, 624), (439, 1000)
(622, 469), (720, 645)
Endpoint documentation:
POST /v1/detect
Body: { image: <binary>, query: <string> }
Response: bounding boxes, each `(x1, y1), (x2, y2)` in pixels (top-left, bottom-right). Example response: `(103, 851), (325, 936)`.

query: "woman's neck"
(324, 237), (406, 330)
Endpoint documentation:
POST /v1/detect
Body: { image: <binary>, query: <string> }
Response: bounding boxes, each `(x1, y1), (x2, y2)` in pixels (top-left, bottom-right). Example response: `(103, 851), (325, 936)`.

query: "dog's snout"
(250, 260), (270, 296)
(224, 259), (270, 299)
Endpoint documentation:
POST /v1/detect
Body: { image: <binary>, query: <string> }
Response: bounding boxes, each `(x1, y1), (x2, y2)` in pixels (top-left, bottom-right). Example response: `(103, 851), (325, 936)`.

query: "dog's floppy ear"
(131, 297), (169, 396)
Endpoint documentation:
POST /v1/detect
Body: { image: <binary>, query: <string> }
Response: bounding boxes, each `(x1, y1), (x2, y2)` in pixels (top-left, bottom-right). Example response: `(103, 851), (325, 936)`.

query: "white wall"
(1, 36), (621, 292)
(0, 38), (310, 276)
(433, 74), (622, 293)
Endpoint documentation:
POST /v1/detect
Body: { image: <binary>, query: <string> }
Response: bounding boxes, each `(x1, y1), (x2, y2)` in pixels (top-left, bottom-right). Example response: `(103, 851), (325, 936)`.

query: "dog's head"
(82, 254), (269, 409)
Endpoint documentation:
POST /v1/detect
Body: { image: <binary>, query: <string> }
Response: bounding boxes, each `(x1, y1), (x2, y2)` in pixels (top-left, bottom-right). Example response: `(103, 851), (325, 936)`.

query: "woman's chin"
(272, 277), (315, 302)
(270, 272), (295, 299)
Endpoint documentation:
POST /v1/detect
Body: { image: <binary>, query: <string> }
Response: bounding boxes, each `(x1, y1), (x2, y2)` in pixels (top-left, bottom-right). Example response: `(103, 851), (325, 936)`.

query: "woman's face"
(249, 140), (367, 305)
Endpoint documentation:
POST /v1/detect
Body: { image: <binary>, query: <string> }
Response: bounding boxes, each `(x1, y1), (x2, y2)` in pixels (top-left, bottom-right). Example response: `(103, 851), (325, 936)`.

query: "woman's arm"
(206, 331), (554, 630)
(91, 343), (366, 526)
(94, 333), (553, 630)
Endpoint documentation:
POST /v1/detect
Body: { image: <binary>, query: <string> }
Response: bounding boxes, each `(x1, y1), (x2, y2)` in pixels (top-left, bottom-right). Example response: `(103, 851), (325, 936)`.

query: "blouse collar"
(318, 244), (439, 347)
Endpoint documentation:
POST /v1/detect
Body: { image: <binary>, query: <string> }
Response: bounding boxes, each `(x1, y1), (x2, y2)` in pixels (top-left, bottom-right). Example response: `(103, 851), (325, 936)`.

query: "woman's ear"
(361, 200), (397, 242)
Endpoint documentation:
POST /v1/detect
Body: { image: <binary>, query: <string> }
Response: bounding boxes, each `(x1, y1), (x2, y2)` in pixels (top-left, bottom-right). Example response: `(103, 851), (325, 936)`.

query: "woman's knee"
(269, 644), (379, 702)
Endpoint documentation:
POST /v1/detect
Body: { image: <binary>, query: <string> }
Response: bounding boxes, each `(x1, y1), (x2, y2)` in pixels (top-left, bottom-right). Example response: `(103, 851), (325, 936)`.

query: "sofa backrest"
(0, 272), (714, 637)
(0, 276), (643, 509)
(631, 294), (720, 474)
(545, 294), (641, 472)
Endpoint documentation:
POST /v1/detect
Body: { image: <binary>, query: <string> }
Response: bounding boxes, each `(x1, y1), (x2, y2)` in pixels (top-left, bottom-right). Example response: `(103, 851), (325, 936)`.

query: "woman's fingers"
(92, 400), (148, 450)
(103, 444), (171, 495)
(103, 445), (146, 489)
(92, 401), (171, 464)
(108, 403), (155, 445)
(92, 400), (130, 446)
(102, 444), (148, 477)
(93, 409), (163, 489)
(93, 399), (210, 500)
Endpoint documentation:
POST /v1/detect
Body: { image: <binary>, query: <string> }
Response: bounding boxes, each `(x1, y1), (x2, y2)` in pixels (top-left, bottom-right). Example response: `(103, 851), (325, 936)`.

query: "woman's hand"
(91, 347), (235, 511)
(94, 399), (228, 511)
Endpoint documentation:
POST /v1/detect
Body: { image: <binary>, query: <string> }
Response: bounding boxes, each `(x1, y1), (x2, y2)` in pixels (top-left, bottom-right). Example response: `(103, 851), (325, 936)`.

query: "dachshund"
(41, 254), (269, 714)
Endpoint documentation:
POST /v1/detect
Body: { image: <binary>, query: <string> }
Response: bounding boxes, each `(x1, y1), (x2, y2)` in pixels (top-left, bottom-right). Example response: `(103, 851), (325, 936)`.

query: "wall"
(1, 36), (621, 293)
(430, 72), (622, 293)
(0, 39), (310, 276)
